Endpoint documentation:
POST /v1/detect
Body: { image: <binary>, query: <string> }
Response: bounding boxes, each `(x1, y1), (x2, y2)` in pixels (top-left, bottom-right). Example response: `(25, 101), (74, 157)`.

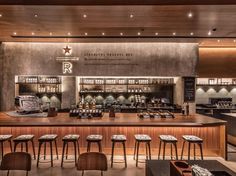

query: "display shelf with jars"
(78, 77), (176, 112)
(197, 78), (236, 86)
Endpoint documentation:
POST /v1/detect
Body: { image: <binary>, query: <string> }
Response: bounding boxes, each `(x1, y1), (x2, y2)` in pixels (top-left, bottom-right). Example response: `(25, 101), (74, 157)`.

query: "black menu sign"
(184, 77), (195, 102)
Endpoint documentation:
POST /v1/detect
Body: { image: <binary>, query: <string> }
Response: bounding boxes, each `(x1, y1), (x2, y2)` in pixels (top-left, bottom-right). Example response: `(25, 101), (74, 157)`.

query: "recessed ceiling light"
(190, 32), (194, 36)
(155, 32), (158, 36)
(31, 32), (35, 35)
(137, 32), (141, 36)
(13, 32), (17, 35)
(208, 31), (212, 36)
(120, 32), (123, 36)
(172, 32), (176, 36)
(84, 32), (88, 36)
(217, 39), (220, 42)
(234, 40), (236, 43)
(0, 14), (2, 17)
(102, 32), (105, 36)
(83, 14), (87, 18)
(49, 32), (52, 36)
(67, 32), (71, 36)
(188, 12), (193, 18)
(34, 14), (38, 18)
(130, 14), (134, 18)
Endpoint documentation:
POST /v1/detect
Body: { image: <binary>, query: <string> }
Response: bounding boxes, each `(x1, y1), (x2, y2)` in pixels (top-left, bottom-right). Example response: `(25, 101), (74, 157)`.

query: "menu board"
(184, 77), (195, 102)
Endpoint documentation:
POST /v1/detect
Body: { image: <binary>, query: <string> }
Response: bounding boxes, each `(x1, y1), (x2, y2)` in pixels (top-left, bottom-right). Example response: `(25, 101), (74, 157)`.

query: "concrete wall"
(0, 42), (198, 111)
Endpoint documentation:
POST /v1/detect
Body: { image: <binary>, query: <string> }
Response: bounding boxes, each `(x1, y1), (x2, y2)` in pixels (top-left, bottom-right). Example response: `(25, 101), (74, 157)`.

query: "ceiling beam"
(1, 0), (236, 5)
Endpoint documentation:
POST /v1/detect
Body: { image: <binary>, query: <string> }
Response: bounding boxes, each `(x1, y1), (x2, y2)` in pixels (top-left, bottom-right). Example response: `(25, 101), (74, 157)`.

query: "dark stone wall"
(0, 42), (198, 111)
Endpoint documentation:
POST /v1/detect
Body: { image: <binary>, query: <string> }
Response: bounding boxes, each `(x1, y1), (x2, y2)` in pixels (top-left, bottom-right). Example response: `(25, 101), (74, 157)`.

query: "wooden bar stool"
(61, 134), (80, 167)
(13, 135), (36, 159)
(111, 135), (127, 168)
(158, 135), (178, 160)
(0, 135), (12, 159)
(181, 135), (203, 160)
(86, 135), (103, 152)
(133, 134), (151, 167)
(37, 134), (58, 167)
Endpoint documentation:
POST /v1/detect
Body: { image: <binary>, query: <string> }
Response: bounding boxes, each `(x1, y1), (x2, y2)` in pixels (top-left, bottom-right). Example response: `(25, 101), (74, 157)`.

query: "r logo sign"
(62, 62), (73, 74)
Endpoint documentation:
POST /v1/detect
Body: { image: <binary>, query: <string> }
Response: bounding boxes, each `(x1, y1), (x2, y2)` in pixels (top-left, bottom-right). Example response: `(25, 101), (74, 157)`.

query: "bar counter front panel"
(0, 113), (226, 159)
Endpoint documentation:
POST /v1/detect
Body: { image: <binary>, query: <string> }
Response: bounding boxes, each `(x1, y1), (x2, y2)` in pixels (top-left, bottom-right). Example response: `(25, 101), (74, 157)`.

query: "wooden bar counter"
(0, 113), (227, 159)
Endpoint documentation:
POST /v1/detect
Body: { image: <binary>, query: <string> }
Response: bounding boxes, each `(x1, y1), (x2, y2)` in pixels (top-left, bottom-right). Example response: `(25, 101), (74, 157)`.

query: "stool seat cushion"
(13, 135), (34, 141)
(87, 135), (103, 141)
(135, 134), (151, 141)
(63, 134), (80, 141)
(0, 135), (13, 141)
(38, 134), (58, 141)
(159, 135), (177, 142)
(111, 135), (126, 141)
(182, 135), (203, 142)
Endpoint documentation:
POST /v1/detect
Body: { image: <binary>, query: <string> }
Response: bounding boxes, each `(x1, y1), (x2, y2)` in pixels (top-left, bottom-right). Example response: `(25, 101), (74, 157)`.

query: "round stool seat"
(135, 134), (151, 141)
(13, 135), (34, 141)
(0, 135), (12, 141)
(13, 134), (36, 160)
(63, 134), (80, 141)
(111, 135), (127, 142)
(87, 135), (103, 141)
(159, 135), (177, 142)
(38, 134), (58, 142)
(182, 135), (203, 142)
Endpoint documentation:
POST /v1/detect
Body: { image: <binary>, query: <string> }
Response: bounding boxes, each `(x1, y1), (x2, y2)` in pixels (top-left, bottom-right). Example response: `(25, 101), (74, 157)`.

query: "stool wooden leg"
(61, 141), (66, 167)
(66, 142), (69, 159)
(49, 141), (53, 167)
(181, 141), (186, 160)
(55, 140), (59, 159)
(136, 141), (140, 167)
(199, 143), (204, 160)
(163, 142), (166, 160)
(13, 142), (18, 152)
(188, 142), (191, 160)
(133, 141), (137, 160)
(123, 142), (127, 168)
(44, 142), (46, 160)
(1, 142), (3, 159)
(111, 142), (115, 168)
(98, 141), (102, 152)
(37, 142), (42, 167)
(9, 140), (12, 152)
(174, 143), (178, 160)
(73, 141), (77, 166)
(77, 140), (80, 155)
(87, 142), (90, 152)
(31, 140), (36, 159)
(158, 141), (162, 160)
(194, 143), (196, 160)
(170, 143), (173, 160)
(21, 143), (23, 152)
(25, 142), (28, 153)
(146, 143), (148, 159)
(148, 142), (151, 160)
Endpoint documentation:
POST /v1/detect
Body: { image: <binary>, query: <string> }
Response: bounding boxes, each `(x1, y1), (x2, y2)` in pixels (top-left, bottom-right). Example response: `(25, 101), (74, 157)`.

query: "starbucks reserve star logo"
(56, 45), (80, 75)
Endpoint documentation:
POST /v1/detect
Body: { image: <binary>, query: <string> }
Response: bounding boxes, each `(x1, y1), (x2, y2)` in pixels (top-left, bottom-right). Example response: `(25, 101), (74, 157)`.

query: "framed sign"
(183, 77), (195, 102)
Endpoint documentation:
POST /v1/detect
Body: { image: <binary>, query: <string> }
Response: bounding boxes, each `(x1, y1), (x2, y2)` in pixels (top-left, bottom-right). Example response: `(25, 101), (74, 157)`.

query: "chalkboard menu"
(184, 77), (195, 102)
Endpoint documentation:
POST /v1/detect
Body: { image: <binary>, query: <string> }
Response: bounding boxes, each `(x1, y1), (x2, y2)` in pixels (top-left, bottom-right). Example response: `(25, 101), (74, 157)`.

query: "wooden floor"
(1, 151), (236, 176)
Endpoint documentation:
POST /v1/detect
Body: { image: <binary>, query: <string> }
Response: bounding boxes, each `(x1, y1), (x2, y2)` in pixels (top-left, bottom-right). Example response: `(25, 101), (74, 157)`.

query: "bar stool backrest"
(0, 152), (31, 174)
(77, 152), (108, 171)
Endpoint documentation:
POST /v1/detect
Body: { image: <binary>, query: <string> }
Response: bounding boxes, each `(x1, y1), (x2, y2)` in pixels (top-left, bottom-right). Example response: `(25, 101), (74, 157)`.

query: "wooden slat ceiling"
(1, 0), (236, 5)
(0, 5), (235, 45)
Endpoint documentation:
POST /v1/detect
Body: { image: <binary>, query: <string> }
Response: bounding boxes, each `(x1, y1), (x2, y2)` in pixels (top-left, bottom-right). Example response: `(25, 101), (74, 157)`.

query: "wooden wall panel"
(197, 47), (236, 78)
(0, 126), (223, 157)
